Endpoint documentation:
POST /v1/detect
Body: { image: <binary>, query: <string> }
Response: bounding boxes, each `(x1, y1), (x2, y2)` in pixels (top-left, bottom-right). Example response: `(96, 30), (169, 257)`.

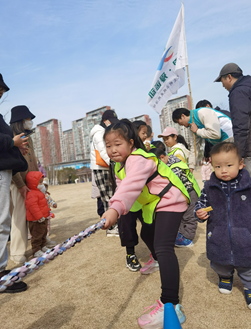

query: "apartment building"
(159, 95), (192, 143)
(32, 108), (153, 167)
(72, 106), (111, 160)
(32, 119), (63, 167)
(130, 114), (152, 127)
(62, 129), (76, 162)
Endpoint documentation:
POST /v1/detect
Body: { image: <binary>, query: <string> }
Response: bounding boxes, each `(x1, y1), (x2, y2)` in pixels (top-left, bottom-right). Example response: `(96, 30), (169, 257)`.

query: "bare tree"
(0, 93), (10, 121)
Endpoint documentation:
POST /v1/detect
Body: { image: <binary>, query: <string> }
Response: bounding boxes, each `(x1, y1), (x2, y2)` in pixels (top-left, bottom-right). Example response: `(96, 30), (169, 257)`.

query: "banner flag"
(147, 4), (188, 114)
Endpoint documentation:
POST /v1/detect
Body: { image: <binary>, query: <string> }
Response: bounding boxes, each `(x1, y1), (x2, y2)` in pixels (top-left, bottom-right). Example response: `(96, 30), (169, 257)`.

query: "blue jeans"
(211, 261), (251, 290)
(0, 170), (12, 272)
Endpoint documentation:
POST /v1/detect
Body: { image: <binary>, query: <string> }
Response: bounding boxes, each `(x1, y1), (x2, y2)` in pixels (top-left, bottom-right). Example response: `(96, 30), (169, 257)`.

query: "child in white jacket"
(201, 157), (212, 182)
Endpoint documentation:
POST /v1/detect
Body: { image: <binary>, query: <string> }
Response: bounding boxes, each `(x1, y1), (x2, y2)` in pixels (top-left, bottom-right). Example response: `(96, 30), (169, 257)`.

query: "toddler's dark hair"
(149, 147), (166, 159)
(210, 142), (242, 161)
(104, 119), (145, 150)
(132, 120), (147, 132)
(151, 140), (166, 151)
(172, 108), (190, 123)
(196, 100), (213, 109)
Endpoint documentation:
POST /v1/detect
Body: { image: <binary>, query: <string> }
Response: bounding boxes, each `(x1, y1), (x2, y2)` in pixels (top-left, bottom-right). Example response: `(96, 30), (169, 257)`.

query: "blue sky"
(1, 0), (251, 137)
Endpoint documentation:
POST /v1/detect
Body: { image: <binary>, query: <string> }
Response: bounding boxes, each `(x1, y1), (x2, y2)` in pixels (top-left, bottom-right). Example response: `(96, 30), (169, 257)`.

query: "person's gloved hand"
(38, 217), (45, 223)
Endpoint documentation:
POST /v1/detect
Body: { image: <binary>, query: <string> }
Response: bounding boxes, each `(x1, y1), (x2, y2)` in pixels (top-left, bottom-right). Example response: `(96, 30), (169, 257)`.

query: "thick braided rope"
(0, 218), (106, 291)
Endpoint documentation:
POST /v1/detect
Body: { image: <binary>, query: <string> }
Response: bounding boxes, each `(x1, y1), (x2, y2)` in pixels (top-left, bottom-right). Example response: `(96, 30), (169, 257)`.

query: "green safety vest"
(168, 147), (187, 163)
(168, 158), (201, 198)
(114, 149), (190, 224)
(115, 162), (143, 212)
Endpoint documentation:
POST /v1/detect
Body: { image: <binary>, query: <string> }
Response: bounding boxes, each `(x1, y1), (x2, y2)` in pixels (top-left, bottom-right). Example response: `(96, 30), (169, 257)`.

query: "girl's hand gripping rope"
(102, 209), (119, 229)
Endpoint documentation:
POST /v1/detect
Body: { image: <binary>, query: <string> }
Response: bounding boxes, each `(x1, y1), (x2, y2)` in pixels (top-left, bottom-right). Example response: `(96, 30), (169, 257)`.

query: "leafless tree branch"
(0, 93), (9, 106)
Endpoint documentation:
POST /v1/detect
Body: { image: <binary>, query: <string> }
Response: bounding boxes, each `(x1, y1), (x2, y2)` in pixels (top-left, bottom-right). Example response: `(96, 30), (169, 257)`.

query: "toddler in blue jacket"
(195, 142), (251, 309)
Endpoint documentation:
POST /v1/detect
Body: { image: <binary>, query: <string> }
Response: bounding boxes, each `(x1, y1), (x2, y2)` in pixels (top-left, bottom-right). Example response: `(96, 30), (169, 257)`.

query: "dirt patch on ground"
(1, 171), (250, 328)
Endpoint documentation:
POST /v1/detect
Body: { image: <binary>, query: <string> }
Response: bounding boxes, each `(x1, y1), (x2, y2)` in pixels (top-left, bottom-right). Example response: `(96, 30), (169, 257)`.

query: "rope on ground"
(0, 218), (106, 291)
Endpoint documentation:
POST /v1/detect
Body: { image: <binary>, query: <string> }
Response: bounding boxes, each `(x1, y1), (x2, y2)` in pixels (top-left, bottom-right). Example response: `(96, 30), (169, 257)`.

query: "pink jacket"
(109, 152), (188, 217)
(201, 163), (212, 181)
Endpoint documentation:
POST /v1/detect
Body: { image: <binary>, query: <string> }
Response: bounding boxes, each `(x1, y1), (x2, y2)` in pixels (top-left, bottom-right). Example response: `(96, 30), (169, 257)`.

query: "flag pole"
(182, 1), (197, 161)
(186, 64), (197, 158)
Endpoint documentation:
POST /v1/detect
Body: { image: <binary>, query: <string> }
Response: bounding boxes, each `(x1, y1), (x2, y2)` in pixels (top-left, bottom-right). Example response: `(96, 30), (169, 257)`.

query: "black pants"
(117, 210), (143, 247)
(29, 219), (48, 255)
(140, 211), (184, 305)
(97, 197), (105, 217)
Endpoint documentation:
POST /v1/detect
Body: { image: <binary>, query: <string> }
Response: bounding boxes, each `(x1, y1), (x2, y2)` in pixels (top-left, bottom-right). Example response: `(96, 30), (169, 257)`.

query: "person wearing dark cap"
(90, 109), (120, 236)
(215, 63), (251, 175)
(9, 105), (40, 265)
(0, 74), (29, 293)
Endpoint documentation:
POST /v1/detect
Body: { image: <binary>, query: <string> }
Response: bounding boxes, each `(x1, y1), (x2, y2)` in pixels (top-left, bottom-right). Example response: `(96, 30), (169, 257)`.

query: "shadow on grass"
(105, 275), (148, 329)
(197, 252), (245, 294)
(55, 199), (67, 203)
(25, 216), (101, 263)
(26, 304), (75, 329)
(49, 217), (100, 240)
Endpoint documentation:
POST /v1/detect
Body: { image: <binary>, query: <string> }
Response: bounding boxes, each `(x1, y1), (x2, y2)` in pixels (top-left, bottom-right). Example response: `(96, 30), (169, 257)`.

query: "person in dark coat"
(214, 63), (251, 175)
(0, 74), (29, 293)
(195, 142), (251, 309)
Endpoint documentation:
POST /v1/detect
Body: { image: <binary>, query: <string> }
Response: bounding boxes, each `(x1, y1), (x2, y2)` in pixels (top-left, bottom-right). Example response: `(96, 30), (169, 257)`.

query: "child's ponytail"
(176, 134), (189, 150)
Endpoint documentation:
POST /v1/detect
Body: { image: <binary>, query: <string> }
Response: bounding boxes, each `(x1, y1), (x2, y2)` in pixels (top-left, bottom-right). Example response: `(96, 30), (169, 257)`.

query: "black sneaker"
(0, 270), (27, 294)
(244, 289), (251, 309)
(218, 276), (233, 294)
(126, 254), (141, 272)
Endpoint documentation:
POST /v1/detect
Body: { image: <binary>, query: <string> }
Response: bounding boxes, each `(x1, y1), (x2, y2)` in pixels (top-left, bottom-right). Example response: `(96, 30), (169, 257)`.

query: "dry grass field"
(0, 170), (250, 329)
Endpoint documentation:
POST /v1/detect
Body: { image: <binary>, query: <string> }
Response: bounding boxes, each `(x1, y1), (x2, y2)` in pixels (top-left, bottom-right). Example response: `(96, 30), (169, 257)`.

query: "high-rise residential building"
(72, 106), (111, 160)
(159, 95), (192, 143)
(62, 129), (76, 162)
(130, 114), (152, 127)
(32, 119), (63, 167)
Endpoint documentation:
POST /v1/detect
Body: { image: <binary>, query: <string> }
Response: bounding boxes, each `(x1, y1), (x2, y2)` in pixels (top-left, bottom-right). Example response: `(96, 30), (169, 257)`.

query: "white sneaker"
(10, 255), (27, 265)
(34, 250), (45, 258)
(41, 246), (50, 252)
(138, 300), (164, 328)
(106, 224), (119, 237)
(140, 254), (159, 275)
(46, 236), (56, 248)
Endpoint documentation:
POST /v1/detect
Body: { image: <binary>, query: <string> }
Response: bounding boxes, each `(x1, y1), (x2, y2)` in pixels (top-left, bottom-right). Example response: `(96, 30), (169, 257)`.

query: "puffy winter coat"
(25, 171), (50, 222)
(204, 169), (251, 267)
(228, 75), (251, 158)
(90, 124), (110, 170)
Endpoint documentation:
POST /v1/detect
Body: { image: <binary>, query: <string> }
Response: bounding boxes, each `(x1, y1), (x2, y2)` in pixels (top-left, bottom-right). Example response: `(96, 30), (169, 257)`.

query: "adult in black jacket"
(215, 63), (251, 175)
(0, 74), (29, 293)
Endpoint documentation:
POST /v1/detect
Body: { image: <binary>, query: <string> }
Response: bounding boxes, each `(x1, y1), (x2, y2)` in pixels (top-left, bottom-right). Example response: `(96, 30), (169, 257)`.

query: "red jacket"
(25, 171), (50, 222)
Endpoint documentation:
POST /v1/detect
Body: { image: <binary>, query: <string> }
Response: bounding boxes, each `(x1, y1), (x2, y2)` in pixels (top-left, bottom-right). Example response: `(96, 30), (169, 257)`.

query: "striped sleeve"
(194, 187), (210, 223)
